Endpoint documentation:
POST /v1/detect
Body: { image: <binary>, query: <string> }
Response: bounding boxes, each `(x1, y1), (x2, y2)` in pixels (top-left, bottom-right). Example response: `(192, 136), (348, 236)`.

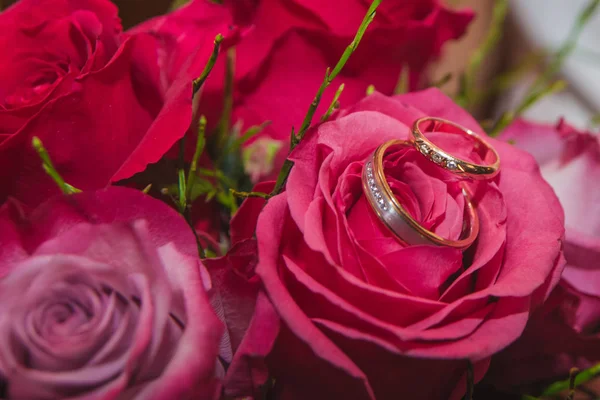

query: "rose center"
(2, 60), (69, 109)
(38, 295), (95, 339)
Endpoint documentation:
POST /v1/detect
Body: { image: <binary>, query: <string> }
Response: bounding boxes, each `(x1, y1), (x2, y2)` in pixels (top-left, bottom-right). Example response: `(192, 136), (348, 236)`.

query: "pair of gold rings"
(362, 117), (500, 250)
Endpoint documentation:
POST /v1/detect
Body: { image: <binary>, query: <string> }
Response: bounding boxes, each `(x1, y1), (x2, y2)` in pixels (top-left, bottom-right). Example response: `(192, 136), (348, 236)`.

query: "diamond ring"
(362, 140), (479, 250)
(410, 117), (500, 180)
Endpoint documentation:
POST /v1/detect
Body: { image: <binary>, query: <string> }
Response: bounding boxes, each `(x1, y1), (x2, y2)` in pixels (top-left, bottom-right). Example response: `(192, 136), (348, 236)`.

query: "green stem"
(431, 73), (453, 89)
(177, 168), (187, 212)
(469, 51), (544, 104)
(541, 363), (600, 396)
(463, 361), (474, 400)
(217, 47), (235, 152)
(393, 64), (410, 95)
(32, 137), (80, 195)
(182, 210), (206, 259)
(268, 0), (382, 197)
(270, 159), (294, 197)
(192, 34), (224, 95)
(530, 0), (600, 94)
(230, 189), (269, 199)
(186, 115), (207, 200)
(296, 0), (380, 142)
(490, 79), (567, 136)
(457, 0), (508, 108)
(567, 367), (579, 400)
(321, 83), (345, 122)
(489, 0), (600, 136)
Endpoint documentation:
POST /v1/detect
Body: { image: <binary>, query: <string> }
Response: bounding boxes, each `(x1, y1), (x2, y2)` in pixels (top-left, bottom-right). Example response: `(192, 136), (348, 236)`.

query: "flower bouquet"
(0, 0), (598, 399)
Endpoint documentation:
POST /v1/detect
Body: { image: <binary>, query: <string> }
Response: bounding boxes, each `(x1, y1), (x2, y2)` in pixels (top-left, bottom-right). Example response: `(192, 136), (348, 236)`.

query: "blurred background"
(107, 0), (600, 133)
(3, 0), (598, 130)
(431, 0), (600, 131)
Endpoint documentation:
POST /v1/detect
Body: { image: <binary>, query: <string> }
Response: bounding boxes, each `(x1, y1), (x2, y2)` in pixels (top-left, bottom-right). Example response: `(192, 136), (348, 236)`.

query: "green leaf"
(188, 178), (216, 202)
(228, 121), (272, 154)
(198, 168), (237, 189)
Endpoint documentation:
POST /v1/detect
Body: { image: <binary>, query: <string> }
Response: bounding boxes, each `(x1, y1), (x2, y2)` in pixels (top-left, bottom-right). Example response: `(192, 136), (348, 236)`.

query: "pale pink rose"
(0, 187), (223, 399)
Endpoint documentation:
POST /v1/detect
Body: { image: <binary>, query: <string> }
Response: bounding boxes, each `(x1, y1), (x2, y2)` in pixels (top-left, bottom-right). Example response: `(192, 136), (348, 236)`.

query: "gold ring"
(362, 140), (479, 250)
(410, 117), (500, 180)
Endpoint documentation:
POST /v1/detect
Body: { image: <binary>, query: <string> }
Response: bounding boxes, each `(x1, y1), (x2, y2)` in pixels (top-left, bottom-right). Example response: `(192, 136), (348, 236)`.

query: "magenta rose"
(484, 120), (600, 391)
(0, 187), (223, 399)
(0, 0), (229, 207)
(136, 0), (473, 181)
(226, 90), (565, 400)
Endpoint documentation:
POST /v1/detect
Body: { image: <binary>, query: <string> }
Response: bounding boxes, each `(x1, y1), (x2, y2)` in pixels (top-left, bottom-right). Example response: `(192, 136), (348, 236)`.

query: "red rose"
(228, 90), (565, 399)
(484, 120), (600, 390)
(0, 187), (223, 399)
(0, 0), (227, 207)
(136, 0), (473, 181)
(222, 0), (472, 180)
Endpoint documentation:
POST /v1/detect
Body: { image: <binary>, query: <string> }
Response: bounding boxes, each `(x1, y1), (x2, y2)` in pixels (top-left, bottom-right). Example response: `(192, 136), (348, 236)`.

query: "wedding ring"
(410, 117), (500, 180)
(362, 140), (479, 250)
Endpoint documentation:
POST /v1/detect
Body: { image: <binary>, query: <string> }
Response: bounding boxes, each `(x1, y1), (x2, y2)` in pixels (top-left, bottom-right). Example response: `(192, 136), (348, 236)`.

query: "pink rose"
(136, 0), (473, 180)
(484, 120), (600, 391)
(0, 0), (228, 207)
(0, 187), (223, 399)
(227, 90), (565, 399)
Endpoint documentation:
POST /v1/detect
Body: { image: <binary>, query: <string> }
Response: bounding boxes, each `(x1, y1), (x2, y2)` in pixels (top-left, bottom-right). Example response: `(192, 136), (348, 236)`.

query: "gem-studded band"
(362, 140), (479, 250)
(410, 117), (500, 180)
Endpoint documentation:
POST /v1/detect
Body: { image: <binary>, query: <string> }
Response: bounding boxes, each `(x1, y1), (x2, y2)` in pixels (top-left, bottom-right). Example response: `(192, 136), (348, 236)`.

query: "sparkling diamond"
(382, 205), (388, 211)
(431, 153), (443, 164)
(378, 198), (385, 205)
(366, 162), (372, 168)
(375, 192), (382, 199)
(368, 178), (375, 185)
(419, 143), (430, 155)
(446, 160), (458, 170)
